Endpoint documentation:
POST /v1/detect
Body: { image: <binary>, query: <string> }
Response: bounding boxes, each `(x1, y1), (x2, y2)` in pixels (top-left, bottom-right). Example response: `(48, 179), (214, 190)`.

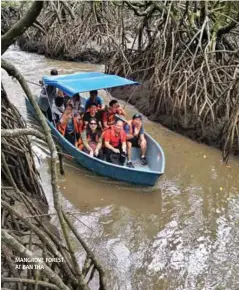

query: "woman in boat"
(57, 104), (82, 148)
(81, 117), (103, 158)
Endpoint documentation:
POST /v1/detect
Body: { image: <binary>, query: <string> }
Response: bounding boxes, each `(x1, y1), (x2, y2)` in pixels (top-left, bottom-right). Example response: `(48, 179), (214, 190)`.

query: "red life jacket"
(103, 126), (125, 148)
(103, 110), (115, 126)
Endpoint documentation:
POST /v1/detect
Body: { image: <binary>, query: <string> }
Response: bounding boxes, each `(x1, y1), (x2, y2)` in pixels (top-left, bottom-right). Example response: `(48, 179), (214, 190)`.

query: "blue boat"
(26, 72), (165, 186)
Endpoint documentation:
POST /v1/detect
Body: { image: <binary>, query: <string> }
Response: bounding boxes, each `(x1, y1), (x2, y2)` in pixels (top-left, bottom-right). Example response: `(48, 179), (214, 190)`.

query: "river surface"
(2, 46), (239, 290)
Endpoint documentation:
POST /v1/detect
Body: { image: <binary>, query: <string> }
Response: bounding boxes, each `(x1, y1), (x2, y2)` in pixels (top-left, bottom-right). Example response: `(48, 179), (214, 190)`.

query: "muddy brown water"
(2, 46), (239, 290)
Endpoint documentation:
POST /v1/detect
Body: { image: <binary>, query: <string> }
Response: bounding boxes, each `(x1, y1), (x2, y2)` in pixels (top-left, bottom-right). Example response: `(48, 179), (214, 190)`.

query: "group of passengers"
(39, 69), (147, 168)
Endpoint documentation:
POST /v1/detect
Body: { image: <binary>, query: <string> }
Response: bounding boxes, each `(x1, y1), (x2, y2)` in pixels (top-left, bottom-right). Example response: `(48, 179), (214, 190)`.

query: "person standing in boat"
(52, 95), (65, 123)
(81, 117), (103, 158)
(124, 113), (147, 168)
(38, 69), (59, 122)
(102, 99), (126, 129)
(57, 104), (82, 148)
(103, 120), (127, 165)
(83, 103), (102, 128)
(85, 90), (103, 111)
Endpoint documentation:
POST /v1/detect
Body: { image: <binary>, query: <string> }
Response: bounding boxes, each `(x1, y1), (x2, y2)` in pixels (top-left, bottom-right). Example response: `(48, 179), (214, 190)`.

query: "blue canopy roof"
(42, 72), (139, 97)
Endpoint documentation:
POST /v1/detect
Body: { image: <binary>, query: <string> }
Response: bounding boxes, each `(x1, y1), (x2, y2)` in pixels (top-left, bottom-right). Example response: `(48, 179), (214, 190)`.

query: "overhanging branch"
(1, 1), (43, 55)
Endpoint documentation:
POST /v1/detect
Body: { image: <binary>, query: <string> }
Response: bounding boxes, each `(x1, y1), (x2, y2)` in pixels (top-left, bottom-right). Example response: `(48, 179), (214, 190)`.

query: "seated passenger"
(83, 103), (102, 128)
(52, 96), (65, 123)
(124, 113), (147, 168)
(68, 93), (82, 116)
(74, 112), (84, 134)
(81, 118), (103, 158)
(102, 100), (126, 129)
(103, 120), (127, 165)
(85, 90), (103, 111)
(57, 104), (81, 147)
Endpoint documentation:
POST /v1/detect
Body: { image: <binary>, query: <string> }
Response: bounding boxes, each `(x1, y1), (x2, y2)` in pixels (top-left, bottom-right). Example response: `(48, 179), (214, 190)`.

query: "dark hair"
(132, 113), (142, 120)
(55, 96), (64, 107)
(90, 90), (98, 96)
(109, 99), (118, 107)
(66, 103), (73, 109)
(89, 102), (97, 108)
(72, 93), (80, 101)
(89, 117), (97, 123)
(87, 118), (102, 134)
(50, 69), (58, 76)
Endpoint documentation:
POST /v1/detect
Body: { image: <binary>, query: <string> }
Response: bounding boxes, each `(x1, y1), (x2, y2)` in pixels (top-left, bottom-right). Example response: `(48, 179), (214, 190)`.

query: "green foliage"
(1, 1), (21, 8)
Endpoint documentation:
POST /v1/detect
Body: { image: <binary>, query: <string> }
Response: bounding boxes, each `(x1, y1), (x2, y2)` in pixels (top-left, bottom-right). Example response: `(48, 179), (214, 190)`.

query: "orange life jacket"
(57, 115), (83, 148)
(103, 110), (116, 126)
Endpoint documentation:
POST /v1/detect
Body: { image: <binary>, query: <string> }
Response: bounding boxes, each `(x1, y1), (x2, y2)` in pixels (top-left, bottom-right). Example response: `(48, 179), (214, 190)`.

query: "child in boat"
(81, 117), (103, 159)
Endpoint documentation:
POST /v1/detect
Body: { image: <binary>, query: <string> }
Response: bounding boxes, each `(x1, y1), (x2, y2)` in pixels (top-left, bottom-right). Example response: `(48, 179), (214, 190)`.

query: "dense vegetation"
(1, 2), (106, 289)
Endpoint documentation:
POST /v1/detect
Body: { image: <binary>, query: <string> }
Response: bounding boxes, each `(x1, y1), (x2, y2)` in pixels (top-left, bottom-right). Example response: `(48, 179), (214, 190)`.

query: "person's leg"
(140, 138), (147, 157)
(119, 146), (126, 165)
(127, 141), (132, 161)
(140, 138), (147, 165)
(105, 148), (113, 163)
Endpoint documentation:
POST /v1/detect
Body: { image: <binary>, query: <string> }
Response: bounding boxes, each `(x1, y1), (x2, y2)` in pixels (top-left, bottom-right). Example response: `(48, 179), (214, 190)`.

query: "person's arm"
(104, 131), (118, 153)
(98, 96), (103, 108)
(104, 141), (119, 153)
(81, 131), (93, 153)
(121, 133), (127, 153)
(122, 142), (127, 153)
(139, 126), (146, 141)
(96, 136), (102, 151)
(102, 111), (109, 129)
(125, 124), (134, 140)
(117, 107), (126, 117)
(83, 113), (89, 127)
(85, 99), (89, 111)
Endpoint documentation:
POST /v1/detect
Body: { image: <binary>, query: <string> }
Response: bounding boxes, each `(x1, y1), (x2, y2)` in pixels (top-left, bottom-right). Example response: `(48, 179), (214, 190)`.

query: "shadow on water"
(2, 45), (239, 290)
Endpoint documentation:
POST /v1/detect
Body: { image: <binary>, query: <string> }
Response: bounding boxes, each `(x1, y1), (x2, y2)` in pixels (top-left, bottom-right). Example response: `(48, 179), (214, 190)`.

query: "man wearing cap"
(124, 113), (147, 168)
